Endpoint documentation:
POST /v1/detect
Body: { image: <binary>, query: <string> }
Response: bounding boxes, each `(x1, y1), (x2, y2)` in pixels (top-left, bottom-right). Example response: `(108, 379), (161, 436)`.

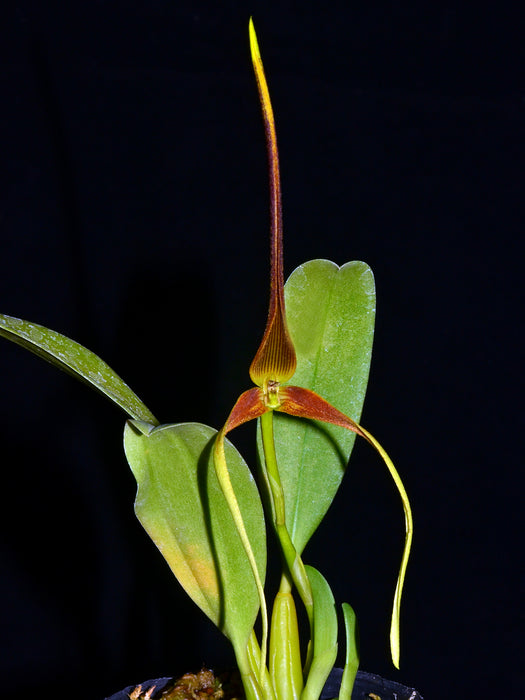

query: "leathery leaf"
(301, 565), (338, 700)
(339, 603), (359, 700)
(0, 313), (157, 424)
(263, 260), (375, 554)
(124, 420), (266, 653)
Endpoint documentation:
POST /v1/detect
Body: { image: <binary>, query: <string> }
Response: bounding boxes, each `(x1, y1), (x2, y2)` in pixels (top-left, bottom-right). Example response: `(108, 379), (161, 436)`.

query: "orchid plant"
(0, 20), (413, 700)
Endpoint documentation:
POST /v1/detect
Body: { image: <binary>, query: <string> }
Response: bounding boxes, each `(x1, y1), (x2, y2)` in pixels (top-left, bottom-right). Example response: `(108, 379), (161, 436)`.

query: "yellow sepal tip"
(249, 18), (261, 62)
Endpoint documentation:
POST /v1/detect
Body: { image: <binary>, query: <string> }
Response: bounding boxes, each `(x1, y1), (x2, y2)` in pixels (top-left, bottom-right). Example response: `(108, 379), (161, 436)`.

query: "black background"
(1, 2), (522, 698)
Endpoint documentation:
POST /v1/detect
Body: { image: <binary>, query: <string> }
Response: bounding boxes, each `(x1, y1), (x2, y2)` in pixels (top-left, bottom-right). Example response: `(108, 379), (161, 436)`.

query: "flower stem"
(259, 411), (314, 627)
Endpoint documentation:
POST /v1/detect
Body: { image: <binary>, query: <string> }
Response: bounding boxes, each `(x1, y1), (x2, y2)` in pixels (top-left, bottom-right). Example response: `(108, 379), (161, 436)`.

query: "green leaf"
(261, 260), (375, 554)
(123, 420), (266, 654)
(302, 565), (338, 700)
(0, 313), (157, 424)
(339, 603), (359, 700)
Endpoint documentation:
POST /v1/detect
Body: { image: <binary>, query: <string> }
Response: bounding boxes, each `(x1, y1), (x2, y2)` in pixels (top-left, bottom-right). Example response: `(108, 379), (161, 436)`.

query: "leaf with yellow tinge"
(124, 420), (266, 653)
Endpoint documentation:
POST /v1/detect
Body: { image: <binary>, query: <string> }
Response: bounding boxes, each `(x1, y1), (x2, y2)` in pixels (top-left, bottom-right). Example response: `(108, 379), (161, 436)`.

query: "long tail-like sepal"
(213, 388), (270, 683)
(278, 385), (413, 668)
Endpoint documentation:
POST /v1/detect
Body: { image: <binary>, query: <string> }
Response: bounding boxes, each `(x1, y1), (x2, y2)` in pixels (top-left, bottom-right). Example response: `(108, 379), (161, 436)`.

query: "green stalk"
(247, 631), (278, 700)
(259, 411), (314, 629)
(236, 645), (265, 700)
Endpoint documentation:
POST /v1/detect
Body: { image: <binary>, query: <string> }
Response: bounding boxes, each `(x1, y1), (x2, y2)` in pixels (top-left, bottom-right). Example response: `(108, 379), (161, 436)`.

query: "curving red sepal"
(278, 386), (366, 438)
(223, 387), (268, 435)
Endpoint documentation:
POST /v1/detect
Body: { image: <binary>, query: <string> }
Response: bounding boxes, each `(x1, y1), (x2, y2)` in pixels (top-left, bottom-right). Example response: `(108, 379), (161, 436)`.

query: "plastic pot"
(105, 668), (423, 700)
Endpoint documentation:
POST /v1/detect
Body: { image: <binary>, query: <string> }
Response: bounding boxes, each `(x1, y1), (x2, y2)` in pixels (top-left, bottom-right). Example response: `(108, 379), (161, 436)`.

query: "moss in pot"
(0, 20), (422, 700)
